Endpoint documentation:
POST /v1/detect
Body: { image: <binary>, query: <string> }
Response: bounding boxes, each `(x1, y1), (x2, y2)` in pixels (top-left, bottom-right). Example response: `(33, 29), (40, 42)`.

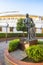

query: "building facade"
(0, 12), (43, 33)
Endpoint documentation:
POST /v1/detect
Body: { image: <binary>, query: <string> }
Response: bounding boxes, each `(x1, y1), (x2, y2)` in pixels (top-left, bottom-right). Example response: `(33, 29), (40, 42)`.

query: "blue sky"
(0, 0), (43, 16)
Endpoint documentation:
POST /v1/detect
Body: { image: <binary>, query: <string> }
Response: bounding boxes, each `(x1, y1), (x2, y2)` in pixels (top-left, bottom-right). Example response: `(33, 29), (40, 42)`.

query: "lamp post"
(6, 23), (9, 43)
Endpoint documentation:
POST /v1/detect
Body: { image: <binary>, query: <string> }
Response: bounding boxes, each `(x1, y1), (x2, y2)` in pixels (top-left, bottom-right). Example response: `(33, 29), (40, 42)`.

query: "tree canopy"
(16, 18), (27, 32)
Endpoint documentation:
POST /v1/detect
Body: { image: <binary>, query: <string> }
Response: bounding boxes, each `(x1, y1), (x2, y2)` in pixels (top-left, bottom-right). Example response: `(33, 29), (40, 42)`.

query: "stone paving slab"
(10, 49), (27, 60)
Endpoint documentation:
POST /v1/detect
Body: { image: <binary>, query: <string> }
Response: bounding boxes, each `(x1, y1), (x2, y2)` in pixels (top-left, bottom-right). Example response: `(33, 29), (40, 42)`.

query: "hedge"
(36, 33), (43, 37)
(0, 33), (43, 38)
(7, 33), (27, 38)
(0, 33), (6, 38)
(0, 33), (27, 38)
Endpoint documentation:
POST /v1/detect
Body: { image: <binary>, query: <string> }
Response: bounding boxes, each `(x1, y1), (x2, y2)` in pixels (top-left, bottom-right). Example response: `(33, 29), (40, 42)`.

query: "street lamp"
(6, 23), (9, 43)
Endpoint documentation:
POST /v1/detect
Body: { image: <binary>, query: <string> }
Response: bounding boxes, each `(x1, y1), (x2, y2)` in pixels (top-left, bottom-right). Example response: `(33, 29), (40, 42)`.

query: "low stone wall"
(4, 49), (43, 65)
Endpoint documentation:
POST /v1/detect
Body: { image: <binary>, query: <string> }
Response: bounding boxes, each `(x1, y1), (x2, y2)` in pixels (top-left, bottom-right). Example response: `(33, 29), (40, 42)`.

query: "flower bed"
(4, 49), (43, 65)
(4, 39), (43, 65)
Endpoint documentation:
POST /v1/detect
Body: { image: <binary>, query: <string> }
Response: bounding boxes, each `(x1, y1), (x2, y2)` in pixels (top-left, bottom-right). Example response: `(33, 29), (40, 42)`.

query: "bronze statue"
(24, 14), (36, 41)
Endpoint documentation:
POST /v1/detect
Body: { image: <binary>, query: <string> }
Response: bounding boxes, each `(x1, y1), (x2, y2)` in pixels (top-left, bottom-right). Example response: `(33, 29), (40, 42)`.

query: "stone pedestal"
(26, 39), (37, 45)
(19, 39), (37, 50)
(25, 39), (37, 49)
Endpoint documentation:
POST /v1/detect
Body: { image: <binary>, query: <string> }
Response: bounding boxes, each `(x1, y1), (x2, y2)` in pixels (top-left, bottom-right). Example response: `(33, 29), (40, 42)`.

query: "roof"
(0, 11), (42, 18)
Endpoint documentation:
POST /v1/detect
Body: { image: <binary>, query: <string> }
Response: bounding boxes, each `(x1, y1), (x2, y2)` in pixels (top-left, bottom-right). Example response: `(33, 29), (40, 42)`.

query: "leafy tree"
(16, 18), (27, 32)
(16, 18), (27, 37)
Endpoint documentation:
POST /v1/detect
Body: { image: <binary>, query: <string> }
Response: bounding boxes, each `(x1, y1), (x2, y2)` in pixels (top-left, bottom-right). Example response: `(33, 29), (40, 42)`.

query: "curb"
(4, 49), (43, 65)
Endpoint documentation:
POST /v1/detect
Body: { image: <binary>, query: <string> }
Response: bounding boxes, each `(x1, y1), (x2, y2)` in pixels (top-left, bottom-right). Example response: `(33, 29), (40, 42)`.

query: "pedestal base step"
(19, 40), (38, 50)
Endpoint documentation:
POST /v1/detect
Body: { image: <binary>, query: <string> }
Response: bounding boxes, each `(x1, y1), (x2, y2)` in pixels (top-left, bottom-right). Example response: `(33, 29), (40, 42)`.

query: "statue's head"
(26, 13), (29, 18)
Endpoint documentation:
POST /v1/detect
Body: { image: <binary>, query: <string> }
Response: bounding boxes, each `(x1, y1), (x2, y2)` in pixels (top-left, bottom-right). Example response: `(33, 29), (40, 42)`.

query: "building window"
(7, 18), (10, 20)
(36, 28), (41, 33)
(3, 18), (6, 20)
(0, 27), (2, 31)
(11, 18), (14, 20)
(10, 27), (13, 32)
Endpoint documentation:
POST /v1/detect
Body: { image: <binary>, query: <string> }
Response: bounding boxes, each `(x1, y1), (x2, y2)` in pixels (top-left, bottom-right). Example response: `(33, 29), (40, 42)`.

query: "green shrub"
(0, 33), (6, 38)
(0, 33), (43, 38)
(0, 33), (27, 38)
(36, 33), (43, 37)
(7, 33), (27, 37)
(25, 45), (43, 62)
(8, 39), (20, 52)
(38, 41), (43, 45)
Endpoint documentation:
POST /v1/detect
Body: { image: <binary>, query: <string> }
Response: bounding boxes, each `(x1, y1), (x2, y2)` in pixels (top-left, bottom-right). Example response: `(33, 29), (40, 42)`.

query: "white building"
(0, 11), (43, 33)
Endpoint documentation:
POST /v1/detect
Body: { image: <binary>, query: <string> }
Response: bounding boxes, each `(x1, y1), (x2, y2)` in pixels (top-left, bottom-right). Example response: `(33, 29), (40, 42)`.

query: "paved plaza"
(0, 41), (10, 65)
